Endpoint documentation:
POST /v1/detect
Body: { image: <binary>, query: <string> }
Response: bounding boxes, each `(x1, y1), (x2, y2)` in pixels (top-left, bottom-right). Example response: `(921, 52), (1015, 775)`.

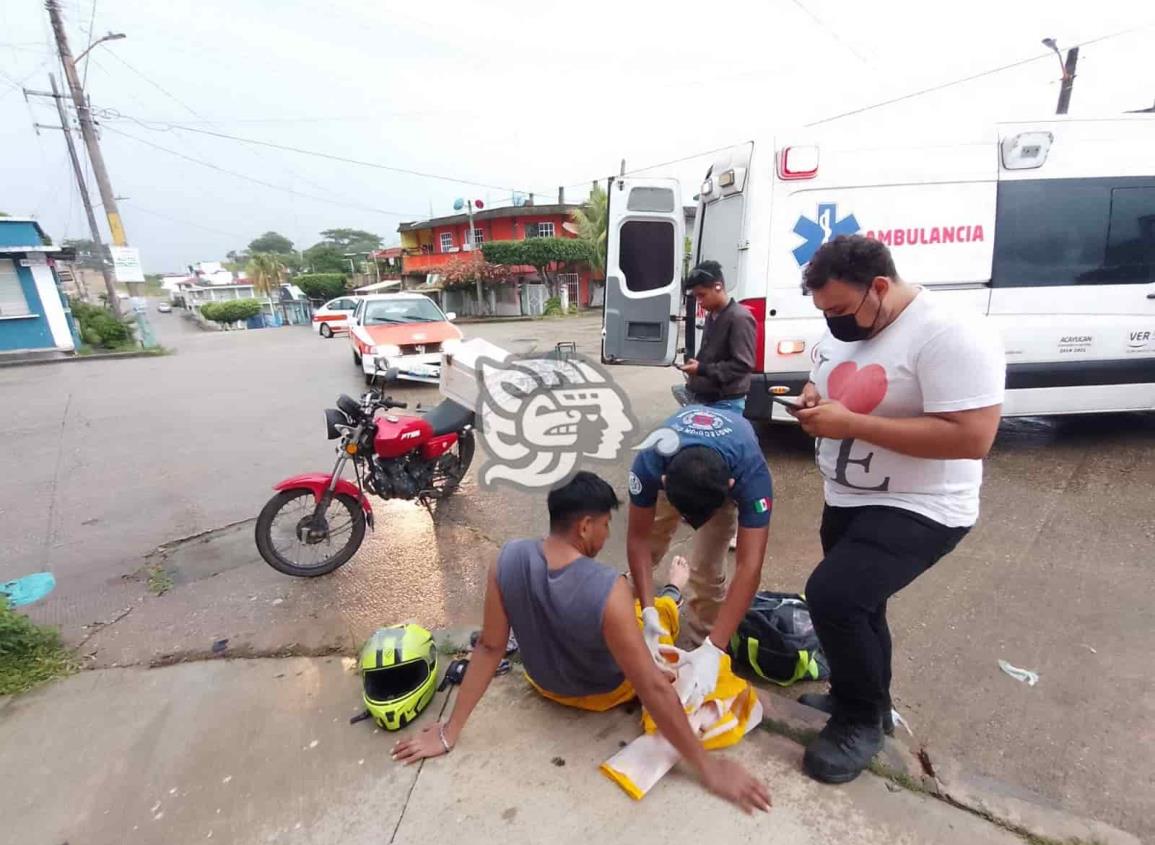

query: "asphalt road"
(1, 308), (1151, 838)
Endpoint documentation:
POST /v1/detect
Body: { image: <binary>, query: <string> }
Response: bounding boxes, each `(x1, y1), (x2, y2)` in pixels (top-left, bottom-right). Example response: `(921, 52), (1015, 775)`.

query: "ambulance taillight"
(739, 297), (767, 371)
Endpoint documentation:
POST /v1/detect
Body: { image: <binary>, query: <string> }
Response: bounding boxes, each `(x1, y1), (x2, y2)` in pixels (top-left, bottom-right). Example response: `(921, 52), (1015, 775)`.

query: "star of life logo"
(792, 202), (861, 266)
(474, 354), (637, 490)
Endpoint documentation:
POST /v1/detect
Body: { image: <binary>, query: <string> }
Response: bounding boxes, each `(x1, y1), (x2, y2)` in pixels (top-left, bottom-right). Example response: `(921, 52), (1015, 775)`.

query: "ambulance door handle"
(1147, 292), (1155, 299)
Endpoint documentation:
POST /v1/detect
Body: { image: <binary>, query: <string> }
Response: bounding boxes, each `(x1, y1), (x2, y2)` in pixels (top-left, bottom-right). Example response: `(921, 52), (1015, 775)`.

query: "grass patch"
(868, 759), (926, 793)
(145, 563), (174, 596)
(76, 344), (170, 357)
(0, 597), (75, 695)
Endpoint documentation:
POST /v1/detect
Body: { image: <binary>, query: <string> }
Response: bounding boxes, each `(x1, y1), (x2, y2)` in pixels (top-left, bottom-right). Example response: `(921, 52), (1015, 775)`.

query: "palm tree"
(246, 253), (286, 325)
(568, 184), (608, 277)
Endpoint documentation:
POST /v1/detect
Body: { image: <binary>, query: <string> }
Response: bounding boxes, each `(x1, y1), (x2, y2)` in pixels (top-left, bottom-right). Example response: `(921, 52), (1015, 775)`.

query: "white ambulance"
(601, 116), (1155, 421)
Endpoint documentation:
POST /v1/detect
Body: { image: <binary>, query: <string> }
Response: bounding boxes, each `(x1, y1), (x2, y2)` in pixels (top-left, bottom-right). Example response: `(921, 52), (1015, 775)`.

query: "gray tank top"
(496, 538), (624, 697)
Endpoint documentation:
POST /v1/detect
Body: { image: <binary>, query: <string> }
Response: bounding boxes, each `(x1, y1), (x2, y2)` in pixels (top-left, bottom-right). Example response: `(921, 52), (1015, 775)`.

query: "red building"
(397, 203), (599, 314)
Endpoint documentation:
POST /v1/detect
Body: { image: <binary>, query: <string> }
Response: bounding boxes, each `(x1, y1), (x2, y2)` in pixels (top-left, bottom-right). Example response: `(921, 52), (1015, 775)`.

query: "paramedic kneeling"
(627, 406), (772, 709)
(789, 235), (1005, 784)
(391, 472), (770, 814)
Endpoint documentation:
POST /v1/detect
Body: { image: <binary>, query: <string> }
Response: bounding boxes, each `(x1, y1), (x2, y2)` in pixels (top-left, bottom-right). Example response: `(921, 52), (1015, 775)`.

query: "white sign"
(111, 246), (145, 283)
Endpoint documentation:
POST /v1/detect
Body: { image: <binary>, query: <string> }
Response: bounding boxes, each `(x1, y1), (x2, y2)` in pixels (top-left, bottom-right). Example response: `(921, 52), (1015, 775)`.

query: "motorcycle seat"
(423, 399), (474, 436)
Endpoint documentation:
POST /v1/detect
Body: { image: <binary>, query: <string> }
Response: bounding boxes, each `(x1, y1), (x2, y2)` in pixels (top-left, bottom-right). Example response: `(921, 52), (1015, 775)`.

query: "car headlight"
(375, 344), (401, 358)
(441, 337), (461, 354)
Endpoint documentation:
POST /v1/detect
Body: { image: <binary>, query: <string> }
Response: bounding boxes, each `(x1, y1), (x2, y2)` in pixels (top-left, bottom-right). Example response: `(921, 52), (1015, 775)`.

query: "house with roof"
(0, 218), (80, 356)
(397, 192), (597, 317)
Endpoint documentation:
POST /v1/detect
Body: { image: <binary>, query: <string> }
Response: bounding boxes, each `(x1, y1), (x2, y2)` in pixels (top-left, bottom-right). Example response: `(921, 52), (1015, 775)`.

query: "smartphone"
(771, 394), (803, 410)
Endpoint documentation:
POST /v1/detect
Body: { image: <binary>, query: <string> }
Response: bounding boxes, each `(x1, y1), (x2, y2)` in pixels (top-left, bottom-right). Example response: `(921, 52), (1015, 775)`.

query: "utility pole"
(1056, 47), (1079, 115)
(47, 74), (119, 311)
(46, 0), (134, 294)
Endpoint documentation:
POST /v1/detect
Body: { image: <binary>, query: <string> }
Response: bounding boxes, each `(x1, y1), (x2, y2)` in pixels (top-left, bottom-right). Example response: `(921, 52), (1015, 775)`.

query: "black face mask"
(825, 287), (880, 342)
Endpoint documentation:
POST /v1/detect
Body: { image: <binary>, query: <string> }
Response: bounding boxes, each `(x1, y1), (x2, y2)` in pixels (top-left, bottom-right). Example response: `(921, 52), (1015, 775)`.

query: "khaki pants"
(647, 492), (737, 645)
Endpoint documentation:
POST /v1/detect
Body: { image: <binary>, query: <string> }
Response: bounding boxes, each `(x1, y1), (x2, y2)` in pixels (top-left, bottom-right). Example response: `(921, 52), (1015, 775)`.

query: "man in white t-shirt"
(788, 235), (1005, 785)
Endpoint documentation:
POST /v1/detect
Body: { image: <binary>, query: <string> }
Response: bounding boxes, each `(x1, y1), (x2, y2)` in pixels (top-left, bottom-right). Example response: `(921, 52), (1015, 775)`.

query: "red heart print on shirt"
(827, 362), (888, 414)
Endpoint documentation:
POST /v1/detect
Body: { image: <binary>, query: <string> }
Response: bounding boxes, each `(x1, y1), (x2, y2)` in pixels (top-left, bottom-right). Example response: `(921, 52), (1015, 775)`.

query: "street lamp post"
(74, 32), (126, 64)
(1042, 38), (1079, 115)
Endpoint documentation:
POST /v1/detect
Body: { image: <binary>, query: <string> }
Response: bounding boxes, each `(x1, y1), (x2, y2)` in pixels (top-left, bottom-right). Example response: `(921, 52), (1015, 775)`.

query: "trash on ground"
(891, 709), (914, 737)
(551, 756), (566, 767)
(0, 572), (56, 607)
(211, 639), (229, 654)
(1080, 643), (1097, 654)
(998, 659), (1039, 686)
(221, 776), (232, 784)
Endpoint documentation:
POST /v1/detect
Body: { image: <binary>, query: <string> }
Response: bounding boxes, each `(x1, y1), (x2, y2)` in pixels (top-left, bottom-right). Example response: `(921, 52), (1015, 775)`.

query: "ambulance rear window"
(619, 220), (675, 293)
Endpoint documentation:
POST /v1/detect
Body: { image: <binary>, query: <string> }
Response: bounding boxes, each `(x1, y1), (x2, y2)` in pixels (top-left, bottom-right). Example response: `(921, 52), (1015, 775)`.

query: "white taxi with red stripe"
(348, 294), (463, 384)
(312, 296), (361, 338)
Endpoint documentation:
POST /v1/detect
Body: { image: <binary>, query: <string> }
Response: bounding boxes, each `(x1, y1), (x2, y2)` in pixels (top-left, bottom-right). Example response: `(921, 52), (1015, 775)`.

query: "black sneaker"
(797, 693), (895, 736)
(802, 715), (884, 784)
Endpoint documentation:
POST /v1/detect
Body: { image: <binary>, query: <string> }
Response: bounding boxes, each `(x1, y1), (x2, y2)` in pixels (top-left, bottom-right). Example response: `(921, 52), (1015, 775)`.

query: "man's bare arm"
(626, 503), (657, 607)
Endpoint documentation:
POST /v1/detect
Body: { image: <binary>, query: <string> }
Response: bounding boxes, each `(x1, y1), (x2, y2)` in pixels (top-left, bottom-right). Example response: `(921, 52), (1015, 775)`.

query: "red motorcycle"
(255, 372), (475, 577)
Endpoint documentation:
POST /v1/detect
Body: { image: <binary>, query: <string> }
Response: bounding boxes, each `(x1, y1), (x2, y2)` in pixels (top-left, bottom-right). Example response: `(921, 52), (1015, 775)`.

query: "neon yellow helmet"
(360, 624), (438, 731)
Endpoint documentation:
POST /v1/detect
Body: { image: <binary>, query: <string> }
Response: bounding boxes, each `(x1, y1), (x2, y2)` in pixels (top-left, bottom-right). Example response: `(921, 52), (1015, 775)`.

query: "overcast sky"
(1, 0), (1151, 272)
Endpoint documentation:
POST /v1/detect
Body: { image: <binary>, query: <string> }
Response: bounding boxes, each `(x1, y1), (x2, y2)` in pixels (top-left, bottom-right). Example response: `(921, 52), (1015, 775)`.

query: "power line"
(120, 201), (240, 238)
(100, 48), (205, 121)
(102, 125), (425, 217)
(91, 52), (422, 210)
(788, 0), (871, 66)
(805, 22), (1153, 127)
(80, 0), (97, 87)
(100, 114), (537, 194)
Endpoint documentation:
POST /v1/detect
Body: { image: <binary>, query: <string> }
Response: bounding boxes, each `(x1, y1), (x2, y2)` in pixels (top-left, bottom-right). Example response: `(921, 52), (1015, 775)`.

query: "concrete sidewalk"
(1, 657), (1127, 845)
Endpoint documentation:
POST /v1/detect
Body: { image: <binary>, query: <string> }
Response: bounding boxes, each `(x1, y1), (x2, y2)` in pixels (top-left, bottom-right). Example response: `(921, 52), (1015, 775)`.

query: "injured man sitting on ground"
(391, 471), (771, 813)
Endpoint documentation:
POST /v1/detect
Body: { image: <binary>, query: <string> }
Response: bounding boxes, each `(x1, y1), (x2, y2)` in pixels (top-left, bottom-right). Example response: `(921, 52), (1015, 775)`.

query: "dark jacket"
(687, 298), (756, 401)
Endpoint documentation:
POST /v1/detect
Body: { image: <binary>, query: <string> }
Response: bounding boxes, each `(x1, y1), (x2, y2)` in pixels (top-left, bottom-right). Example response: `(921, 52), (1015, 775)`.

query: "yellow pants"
(527, 595), (680, 712)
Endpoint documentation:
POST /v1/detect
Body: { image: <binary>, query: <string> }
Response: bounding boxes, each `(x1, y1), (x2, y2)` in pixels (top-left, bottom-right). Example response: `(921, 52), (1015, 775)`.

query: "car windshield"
(363, 298), (444, 324)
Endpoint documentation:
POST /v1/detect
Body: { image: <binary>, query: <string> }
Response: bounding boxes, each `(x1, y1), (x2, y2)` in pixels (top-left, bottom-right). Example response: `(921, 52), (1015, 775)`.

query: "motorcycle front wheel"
(255, 489), (367, 577)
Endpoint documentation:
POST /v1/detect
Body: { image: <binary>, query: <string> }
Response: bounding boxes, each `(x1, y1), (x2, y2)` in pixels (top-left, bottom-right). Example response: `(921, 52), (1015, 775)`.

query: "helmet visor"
(363, 659), (431, 704)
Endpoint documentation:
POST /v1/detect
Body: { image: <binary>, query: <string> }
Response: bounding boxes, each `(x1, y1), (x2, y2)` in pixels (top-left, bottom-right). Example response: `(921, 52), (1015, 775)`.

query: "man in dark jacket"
(680, 260), (757, 414)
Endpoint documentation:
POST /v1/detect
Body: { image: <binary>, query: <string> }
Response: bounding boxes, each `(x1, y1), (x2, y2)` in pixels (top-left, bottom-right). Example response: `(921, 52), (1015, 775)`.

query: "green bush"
(296, 273), (349, 301)
(0, 597), (74, 695)
(543, 296), (563, 316)
(201, 298), (263, 327)
(69, 297), (133, 349)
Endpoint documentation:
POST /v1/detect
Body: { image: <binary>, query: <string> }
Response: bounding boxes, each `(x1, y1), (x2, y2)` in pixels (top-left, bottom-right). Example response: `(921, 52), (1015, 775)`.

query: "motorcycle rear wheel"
(255, 489), (366, 577)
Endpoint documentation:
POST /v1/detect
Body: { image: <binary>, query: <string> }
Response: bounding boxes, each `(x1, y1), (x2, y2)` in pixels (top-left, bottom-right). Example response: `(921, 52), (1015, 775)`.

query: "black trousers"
(805, 505), (969, 723)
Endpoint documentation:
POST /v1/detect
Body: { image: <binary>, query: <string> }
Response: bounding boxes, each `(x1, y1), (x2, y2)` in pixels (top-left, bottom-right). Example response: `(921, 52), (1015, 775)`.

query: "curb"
(0, 349), (167, 368)
(754, 690), (1140, 845)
